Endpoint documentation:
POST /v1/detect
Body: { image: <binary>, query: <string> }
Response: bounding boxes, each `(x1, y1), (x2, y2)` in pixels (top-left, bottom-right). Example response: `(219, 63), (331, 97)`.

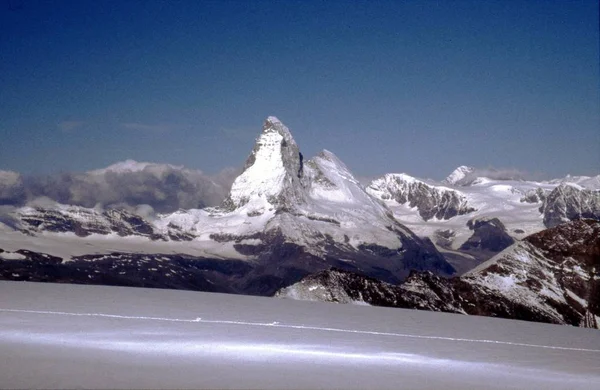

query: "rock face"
(276, 268), (464, 313)
(367, 174), (475, 221)
(277, 219), (600, 329)
(540, 184), (600, 228)
(0, 117), (454, 296)
(459, 217), (515, 253)
(223, 117), (306, 210)
(520, 187), (548, 204)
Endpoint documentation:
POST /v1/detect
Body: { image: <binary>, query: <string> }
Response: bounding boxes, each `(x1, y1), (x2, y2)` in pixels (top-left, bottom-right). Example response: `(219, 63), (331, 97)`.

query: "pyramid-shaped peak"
(225, 117), (305, 210)
(262, 116), (293, 136)
(264, 116), (283, 127)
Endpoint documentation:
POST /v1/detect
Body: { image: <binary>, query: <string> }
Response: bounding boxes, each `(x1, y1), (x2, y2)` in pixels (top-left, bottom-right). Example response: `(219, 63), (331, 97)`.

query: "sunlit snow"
(1, 281), (598, 390)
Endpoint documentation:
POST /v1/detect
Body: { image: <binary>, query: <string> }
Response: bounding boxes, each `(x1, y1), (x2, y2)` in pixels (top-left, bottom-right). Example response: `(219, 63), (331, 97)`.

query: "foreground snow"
(1, 281), (599, 389)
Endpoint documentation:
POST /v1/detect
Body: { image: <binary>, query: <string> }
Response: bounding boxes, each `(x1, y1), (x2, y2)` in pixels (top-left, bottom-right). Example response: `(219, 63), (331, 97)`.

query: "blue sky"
(1, 0), (598, 180)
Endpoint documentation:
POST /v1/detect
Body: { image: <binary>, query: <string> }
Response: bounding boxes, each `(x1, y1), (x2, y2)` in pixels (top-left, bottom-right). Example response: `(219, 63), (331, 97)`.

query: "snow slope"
(0, 117), (452, 295)
(368, 174), (568, 250)
(1, 281), (599, 390)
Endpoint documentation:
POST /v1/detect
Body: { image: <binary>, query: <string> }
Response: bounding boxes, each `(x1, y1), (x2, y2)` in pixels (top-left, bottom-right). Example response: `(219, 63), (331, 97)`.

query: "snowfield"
(1, 281), (599, 389)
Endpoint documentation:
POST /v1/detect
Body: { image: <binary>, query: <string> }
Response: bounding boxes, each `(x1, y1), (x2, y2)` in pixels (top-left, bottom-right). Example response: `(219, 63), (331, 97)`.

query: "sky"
(1, 0), (598, 180)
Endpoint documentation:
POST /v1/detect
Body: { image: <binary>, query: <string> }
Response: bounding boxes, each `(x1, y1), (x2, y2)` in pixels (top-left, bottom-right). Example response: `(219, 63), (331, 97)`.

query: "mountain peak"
(444, 166), (475, 185)
(264, 115), (283, 127)
(225, 117), (305, 210)
(262, 116), (294, 138)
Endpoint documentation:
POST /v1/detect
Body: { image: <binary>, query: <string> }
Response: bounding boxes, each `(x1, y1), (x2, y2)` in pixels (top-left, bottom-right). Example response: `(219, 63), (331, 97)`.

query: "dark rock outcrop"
(460, 217), (515, 253)
(277, 220), (600, 329)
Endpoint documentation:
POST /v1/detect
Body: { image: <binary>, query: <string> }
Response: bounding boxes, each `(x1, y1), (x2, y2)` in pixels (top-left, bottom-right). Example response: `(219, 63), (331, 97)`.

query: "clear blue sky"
(1, 0), (598, 180)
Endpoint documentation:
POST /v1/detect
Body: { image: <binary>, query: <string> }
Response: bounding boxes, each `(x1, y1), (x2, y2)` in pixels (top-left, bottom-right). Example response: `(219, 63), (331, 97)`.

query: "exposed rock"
(540, 184), (600, 228)
(2, 117), (456, 297)
(443, 166), (475, 186)
(277, 220), (600, 329)
(367, 173), (476, 221)
(520, 187), (547, 203)
(460, 217), (515, 253)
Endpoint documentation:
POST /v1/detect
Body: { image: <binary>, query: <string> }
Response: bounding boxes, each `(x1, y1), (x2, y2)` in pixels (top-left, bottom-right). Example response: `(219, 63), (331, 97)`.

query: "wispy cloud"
(121, 122), (180, 133)
(57, 121), (85, 132)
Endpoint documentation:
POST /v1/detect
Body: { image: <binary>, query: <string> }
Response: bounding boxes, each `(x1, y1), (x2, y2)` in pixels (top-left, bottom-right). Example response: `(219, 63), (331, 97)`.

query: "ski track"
(1, 308), (599, 353)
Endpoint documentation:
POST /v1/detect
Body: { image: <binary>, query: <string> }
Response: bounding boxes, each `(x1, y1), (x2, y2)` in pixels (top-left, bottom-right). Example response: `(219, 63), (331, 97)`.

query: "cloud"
(0, 162), (239, 214)
(121, 122), (180, 133)
(460, 167), (529, 184)
(57, 121), (85, 132)
(0, 205), (19, 229)
(0, 170), (24, 205)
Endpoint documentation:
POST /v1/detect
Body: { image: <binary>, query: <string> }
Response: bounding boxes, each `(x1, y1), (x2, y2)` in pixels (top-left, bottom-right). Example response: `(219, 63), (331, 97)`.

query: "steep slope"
(366, 173), (475, 221)
(0, 117), (453, 296)
(368, 167), (599, 255)
(156, 118), (453, 293)
(443, 165), (475, 185)
(367, 168), (600, 271)
(539, 183), (600, 228)
(277, 219), (600, 329)
(459, 217), (515, 256)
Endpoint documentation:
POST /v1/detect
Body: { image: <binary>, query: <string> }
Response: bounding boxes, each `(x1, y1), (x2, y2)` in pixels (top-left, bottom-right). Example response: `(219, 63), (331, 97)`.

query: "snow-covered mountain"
(443, 165), (475, 185)
(0, 117), (453, 295)
(540, 183), (600, 227)
(277, 219), (600, 329)
(366, 173), (475, 221)
(366, 167), (600, 269)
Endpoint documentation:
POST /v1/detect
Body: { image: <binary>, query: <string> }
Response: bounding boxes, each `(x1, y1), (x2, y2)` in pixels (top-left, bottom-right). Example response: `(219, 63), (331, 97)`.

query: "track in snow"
(2, 308), (599, 354)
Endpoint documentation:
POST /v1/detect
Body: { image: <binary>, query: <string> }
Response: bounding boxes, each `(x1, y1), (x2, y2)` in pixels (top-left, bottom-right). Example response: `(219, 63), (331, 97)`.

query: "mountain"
(443, 165), (475, 185)
(366, 173), (475, 221)
(366, 167), (600, 270)
(0, 117), (453, 295)
(540, 183), (600, 228)
(277, 219), (600, 329)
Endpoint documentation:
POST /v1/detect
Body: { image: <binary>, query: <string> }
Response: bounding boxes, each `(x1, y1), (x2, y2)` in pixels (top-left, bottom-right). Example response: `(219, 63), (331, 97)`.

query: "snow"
(0, 251), (26, 260)
(0, 227), (246, 261)
(547, 174), (600, 190)
(228, 127), (289, 208)
(373, 178), (556, 249)
(565, 289), (587, 308)
(444, 165), (475, 185)
(0, 281), (599, 390)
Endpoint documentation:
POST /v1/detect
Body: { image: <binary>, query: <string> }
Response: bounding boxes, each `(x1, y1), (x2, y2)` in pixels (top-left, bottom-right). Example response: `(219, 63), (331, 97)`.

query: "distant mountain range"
(1, 117), (599, 327)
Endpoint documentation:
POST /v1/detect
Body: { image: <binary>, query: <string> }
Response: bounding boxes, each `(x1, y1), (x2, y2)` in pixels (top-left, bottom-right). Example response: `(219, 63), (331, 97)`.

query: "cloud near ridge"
(0, 162), (240, 214)
(459, 167), (528, 184)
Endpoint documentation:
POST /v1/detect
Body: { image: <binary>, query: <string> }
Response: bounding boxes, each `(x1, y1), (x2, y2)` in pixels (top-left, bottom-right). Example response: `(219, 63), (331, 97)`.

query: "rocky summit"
(0, 117), (453, 296)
